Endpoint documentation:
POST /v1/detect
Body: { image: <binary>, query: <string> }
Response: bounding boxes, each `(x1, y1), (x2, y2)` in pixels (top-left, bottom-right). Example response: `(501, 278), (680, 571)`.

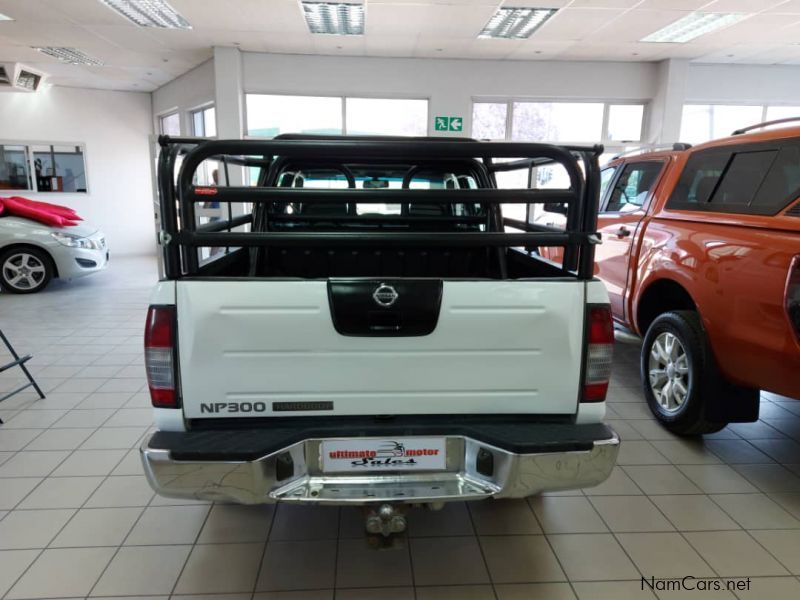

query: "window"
(679, 104), (763, 144)
(604, 162), (663, 213)
(345, 98), (428, 136)
(512, 102), (604, 143)
(0, 143), (88, 193)
(668, 143), (800, 216)
(607, 104), (645, 142)
(159, 112), (180, 136)
(191, 106), (216, 137)
(32, 145), (87, 192)
(599, 167), (617, 200)
(0, 144), (31, 191)
(472, 102), (507, 140)
(246, 94), (429, 137)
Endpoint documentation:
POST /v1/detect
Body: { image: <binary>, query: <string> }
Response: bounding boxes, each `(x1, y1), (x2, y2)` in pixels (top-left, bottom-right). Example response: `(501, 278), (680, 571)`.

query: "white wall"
(686, 64), (800, 105)
(242, 53), (658, 137)
(152, 59), (215, 134)
(0, 86), (154, 255)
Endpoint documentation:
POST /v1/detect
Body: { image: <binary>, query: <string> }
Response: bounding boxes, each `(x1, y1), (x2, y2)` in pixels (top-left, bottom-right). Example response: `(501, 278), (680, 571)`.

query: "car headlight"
(50, 232), (99, 250)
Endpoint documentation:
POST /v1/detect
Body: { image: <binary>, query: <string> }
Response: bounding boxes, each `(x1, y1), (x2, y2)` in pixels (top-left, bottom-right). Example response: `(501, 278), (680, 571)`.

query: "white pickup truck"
(140, 135), (619, 535)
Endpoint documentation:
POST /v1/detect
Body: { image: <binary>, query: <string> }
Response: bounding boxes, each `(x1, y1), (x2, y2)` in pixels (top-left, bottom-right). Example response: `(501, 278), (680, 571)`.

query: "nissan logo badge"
(372, 283), (399, 308)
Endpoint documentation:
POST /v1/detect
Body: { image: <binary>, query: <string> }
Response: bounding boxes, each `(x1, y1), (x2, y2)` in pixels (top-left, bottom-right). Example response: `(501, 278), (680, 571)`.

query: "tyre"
(640, 310), (727, 435)
(0, 247), (54, 294)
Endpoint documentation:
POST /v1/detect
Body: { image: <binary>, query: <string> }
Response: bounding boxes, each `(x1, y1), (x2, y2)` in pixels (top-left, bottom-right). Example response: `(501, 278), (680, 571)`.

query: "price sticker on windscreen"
(321, 438), (447, 472)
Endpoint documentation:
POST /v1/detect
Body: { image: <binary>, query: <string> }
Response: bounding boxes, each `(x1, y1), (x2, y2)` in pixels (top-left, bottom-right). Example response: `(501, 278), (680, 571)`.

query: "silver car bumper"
(140, 428), (619, 505)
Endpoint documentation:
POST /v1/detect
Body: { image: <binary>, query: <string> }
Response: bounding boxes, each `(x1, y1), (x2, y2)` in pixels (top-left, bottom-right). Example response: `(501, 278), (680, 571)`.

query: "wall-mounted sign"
(434, 116), (463, 132)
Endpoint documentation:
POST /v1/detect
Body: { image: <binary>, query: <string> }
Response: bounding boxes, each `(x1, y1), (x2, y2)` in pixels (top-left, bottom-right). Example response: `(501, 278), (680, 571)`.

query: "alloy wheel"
(648, 331), (690, 413)
(2, 253), (47, 291)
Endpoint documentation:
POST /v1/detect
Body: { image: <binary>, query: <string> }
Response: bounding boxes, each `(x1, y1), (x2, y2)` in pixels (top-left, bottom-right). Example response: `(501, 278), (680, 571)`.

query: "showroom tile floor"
(1, 257), (800, 599)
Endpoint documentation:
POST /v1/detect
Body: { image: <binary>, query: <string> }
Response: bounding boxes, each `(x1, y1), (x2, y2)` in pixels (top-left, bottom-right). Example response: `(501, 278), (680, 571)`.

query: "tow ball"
(365, 503), (407, 537)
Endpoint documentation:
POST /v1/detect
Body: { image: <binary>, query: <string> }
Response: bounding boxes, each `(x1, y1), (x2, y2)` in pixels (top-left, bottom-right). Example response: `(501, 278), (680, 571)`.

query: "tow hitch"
(365, 503), (407, 537)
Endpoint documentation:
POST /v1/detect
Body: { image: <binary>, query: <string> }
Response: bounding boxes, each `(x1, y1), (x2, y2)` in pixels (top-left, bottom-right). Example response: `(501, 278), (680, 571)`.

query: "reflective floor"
(1, 257), (799, 599)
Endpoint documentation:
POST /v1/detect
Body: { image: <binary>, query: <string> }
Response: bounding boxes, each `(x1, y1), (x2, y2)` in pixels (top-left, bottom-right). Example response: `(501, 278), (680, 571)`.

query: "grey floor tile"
(0, 450), (70, 478)
(732, 576), (800, 600)
(589, 495), (674, 532)
(198, 503), (274, 543)
(616, 532), (715, 578)
(548, 534), (639, 581)
(407, 502), (474, 537)
(650, 495), (740, 531)
(253, 591), (333, 600)
(415, 585), (495, 600)
(0, 478), (42, 510)
(651, 440), (722, 465)
(52, 449), (127, 476)
(495, 582), (577, 600)
(23, 428), (95, 451)
(616, 441), (669, 466)
(479, 534), (565, 583)
(6, 547), (115, 599)
(269, 504), (339, 541)
(0, 549), (39, 598)
(705, 440), (774, 464)
(584, 466), (643, 496)
(749, 439), (800, 464)
(174, 542), (264, 594)
(748, 530), (800, 574)
(85, 475), (154, 507)
(80, 426), (148, 450)
(0, 508), (74, 549)
(18, 475), (104, 509)
(256, 540), (337, 591)
(710, 493), (800, 529)
(677, 464), (759, 494)
(623, 465), (702, 495)
(54, 409), (115, 429)
(91, 544), (192, 596)
(51, 507), (142, 547)
(0, 429), (43, 452)
(572, 581), (657, 599)
(733, 464), (800, 493)
(530, 496), (608, 534)
(125, 504), (210, 545)
(336, 588), (414, 600)
(409, 536), (490, 586)
(684, 530), (789, 576)
(2, 409), (68, 429)
(335, 537), (412, 588)
(470, 499), (542, 535)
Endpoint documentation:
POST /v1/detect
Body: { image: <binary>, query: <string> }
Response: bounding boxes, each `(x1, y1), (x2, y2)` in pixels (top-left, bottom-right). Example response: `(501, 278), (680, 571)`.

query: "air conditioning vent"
(0, 63), (47, 92)
(16, 70), (41, 91)
(786, 203), (800, 218)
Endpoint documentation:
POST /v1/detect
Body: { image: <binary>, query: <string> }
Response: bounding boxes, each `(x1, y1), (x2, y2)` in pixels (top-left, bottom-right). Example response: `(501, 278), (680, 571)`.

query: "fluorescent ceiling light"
(99, 0), (191, 29)
(0, 12), (14, 21)
(478, 7), (557, 39)
(33, 47), (105, 66)
(302, 2), (364, 35)
(641, 12), (746, 43)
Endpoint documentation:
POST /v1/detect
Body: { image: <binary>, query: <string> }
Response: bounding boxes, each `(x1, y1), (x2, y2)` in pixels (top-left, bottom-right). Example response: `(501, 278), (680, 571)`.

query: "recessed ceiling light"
(99, 0), (191, 29)
(33, 47), (105, 66)
(0, 12), (14, 21)
(641, 12), (745, 43)
(301, 2), (364, 35)
(478, 7), (557, 39)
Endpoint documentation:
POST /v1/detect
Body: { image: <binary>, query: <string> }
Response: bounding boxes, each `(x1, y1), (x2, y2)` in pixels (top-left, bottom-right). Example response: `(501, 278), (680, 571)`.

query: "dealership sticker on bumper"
(321, 438), (446, 472)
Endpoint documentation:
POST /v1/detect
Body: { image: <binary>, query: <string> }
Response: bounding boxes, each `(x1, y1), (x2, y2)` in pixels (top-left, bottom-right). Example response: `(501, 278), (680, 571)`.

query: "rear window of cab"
(667, 140), (800, 216)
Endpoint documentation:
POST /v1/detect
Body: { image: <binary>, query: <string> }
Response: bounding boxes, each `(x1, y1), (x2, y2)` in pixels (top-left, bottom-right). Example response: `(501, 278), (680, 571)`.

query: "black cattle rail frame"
(156, 135), (604, 280)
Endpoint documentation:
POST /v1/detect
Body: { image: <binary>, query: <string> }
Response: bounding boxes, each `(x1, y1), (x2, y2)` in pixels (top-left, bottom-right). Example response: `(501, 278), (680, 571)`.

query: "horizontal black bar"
(269, 214), (486, 224)
(0, 382), (33, 403)
(187, 187), (577, 205)
(195, 214), (253, 232)
(176, 231), (588, 248)
(0, 355), (31, 374)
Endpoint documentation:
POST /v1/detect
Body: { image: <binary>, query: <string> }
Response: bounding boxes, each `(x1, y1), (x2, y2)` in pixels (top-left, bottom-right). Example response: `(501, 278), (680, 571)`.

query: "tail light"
(582, 304), (614, 402)
(144, 305), (179, 408)
(786, 255), (800, 341)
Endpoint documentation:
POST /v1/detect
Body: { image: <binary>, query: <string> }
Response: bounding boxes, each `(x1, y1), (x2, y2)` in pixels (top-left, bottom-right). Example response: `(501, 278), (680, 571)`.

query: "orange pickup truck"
(541, 123), (800, 434)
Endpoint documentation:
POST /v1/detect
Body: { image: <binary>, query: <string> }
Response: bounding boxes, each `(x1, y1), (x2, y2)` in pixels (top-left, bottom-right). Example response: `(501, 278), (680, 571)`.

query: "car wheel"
(640, 310), (727, 435)
(0, 248), (54, 294)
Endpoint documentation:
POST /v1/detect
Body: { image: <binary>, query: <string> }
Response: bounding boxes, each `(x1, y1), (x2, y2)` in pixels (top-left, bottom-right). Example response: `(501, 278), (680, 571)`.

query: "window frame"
(680, 103), (800, 144)
(666, 139), (800, 217)
(243, 92), (431, 138)
(159, 111), (181, 136)
(190, 104), (216, 138)
(470, 97), (649, 152)
(0, 140), (90, 194)
(600, 159), (666, 214)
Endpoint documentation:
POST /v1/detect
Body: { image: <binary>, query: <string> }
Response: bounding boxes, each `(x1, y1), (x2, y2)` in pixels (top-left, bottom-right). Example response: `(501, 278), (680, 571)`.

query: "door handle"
(615, 226), (631, 238)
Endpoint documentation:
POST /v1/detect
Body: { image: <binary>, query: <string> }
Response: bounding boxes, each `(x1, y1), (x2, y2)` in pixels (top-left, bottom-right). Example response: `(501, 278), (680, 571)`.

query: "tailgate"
(177, 280), (585, 419)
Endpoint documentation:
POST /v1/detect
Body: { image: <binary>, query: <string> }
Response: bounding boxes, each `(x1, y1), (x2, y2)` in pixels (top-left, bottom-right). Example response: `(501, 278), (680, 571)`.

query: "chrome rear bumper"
(140, 428), (619, 505)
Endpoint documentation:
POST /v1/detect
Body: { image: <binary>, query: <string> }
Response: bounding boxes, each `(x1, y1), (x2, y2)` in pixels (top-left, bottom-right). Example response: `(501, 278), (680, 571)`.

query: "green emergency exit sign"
(435, 116), (463, 132)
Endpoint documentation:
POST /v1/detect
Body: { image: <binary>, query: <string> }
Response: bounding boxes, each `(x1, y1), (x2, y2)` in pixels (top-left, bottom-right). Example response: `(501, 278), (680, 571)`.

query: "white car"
(0, 216), (108, 294)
